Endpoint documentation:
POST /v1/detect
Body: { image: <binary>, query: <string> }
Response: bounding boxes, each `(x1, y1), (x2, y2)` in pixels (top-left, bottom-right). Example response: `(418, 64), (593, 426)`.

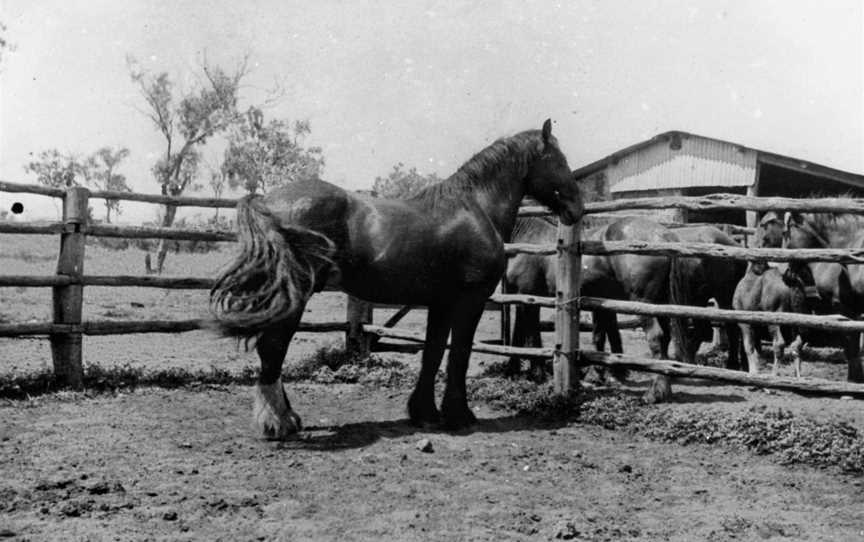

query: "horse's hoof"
(407, 394), (440, 427)
(253, 379), (301, 441)
(441, 399), (478, 431)
(259, 410), (302, 441)
(605, 375), (624, 388)
(642, 377), (672, 404)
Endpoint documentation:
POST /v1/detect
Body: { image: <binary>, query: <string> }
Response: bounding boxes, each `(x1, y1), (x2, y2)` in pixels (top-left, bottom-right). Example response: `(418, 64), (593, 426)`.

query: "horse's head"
(783, 211), (828, 248)
(755, 212), (785, 248)
(524, 119), (583, 225)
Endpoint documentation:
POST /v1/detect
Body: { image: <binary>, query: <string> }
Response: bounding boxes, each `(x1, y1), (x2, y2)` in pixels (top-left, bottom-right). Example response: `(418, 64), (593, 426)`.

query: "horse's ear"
(759, 211), (780, 227)
(541, 119), (552, 145)
(784, 211), (802, 226)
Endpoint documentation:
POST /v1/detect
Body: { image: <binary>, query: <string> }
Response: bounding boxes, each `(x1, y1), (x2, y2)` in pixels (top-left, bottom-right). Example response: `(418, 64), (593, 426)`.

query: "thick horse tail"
(209, 195), (335, 340)
(668, 255), (697, 364)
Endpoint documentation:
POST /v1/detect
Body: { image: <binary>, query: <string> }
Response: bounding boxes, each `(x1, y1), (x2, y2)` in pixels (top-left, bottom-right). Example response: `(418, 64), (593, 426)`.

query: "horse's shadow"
(274, 379), (748, 452)
(273, 413), (571, 452)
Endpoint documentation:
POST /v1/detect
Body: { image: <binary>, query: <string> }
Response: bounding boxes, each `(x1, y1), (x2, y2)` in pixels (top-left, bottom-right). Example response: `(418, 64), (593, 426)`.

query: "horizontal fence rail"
(363, 324), (553, 359)
(580, 351), (864, 398)
(506, 241), (864, 264)
(0, 180), (236, 208)
(583, 193), (864, 214)
(0, 319), (349, 337)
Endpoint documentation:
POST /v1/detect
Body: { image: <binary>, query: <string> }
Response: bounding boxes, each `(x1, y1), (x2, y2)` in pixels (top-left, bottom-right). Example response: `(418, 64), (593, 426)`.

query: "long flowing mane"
(511, 215), (557, 243)
(410, 130), (547, 206)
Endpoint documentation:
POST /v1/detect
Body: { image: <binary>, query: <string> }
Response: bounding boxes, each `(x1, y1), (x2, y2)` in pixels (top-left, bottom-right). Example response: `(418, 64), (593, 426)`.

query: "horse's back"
(603, 217), (675, 302)
(343, 194), (506, 303)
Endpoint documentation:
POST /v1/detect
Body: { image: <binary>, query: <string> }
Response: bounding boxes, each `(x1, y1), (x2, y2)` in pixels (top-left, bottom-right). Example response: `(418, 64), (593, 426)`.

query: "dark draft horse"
(210, 121), (583, 439)
(770, 209), (864, 381)
(671, 225), (746, 370)
(503, 215), (696, 403)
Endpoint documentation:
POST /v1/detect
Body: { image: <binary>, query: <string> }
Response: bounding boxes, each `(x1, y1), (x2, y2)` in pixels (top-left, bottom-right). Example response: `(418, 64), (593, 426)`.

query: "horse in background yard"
(210, 121), (584, 438)
(503, 217), (625, 382)
(504, 215), (695, 403)
(778, 209), (864, 382)
(733, 260), (812, 378)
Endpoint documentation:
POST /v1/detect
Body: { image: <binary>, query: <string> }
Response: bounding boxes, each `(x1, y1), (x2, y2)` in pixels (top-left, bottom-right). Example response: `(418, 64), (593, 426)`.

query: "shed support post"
(554, 218), (582, 393)
(346, 296), (373, 357)
(50, 186), (89, 388)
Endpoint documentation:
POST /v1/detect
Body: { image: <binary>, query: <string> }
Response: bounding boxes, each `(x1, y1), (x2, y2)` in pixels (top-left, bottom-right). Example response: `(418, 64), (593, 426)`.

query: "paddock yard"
(3, 235), (864, 541)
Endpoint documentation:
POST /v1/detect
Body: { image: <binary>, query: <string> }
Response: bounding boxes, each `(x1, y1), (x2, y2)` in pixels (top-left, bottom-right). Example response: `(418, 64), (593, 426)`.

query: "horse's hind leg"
(724, 322), (742, 371)
(845, 332), (864, 382)
(769, 325), (785, 377)
(507, 306), (527, 377)
(254, 311), (304, 440)
(441, 296), (487, 430)
(524, 306), (547, 382)
(408, 304), (450, 427)
(643, 317), (673, 404)
(597, 310), (626, 384)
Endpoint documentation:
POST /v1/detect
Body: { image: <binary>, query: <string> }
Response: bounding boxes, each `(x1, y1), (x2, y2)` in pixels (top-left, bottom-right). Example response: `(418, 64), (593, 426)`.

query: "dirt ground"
(2, 236), (864, 541)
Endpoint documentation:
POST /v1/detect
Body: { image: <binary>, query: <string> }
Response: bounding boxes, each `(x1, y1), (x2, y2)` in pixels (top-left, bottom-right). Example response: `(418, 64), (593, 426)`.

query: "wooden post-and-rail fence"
(6, 180), (864, 398)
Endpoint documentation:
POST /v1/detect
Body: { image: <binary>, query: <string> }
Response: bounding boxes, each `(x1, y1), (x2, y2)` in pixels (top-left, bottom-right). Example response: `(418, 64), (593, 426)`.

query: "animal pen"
(4, 180), (864, 399)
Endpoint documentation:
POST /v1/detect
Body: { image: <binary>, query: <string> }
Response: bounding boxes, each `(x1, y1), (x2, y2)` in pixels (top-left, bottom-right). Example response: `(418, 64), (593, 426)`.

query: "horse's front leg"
(441, 296), (487, 430)
(789, 332), (804, 379)
(739, 323), (762, 375)
(408, 304), (451, 427)
(769, 325), (786, 377)
(254, 313), (304, 440)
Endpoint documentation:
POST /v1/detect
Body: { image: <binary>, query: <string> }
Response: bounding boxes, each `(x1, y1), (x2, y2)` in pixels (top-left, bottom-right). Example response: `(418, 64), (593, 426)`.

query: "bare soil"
(2, 235), (864, 541)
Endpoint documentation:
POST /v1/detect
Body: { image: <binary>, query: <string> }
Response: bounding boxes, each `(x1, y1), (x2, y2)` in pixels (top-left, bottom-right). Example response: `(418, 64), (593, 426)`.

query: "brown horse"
(778, 209), (864, 381)
(671, 225), (747, 370)
(210, 121), (583, 438)
(732, 260), (811, 377)
(503, 217), (624, 381)
(732, 214), (814, 377)
(503, 215), (692, 403)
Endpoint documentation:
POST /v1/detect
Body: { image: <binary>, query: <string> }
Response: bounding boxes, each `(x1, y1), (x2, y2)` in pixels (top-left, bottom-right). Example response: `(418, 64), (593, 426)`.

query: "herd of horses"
(209, 121), (864, 440)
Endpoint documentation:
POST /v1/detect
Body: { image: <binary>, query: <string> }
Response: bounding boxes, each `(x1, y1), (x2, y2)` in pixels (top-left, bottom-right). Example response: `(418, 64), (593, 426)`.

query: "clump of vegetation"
(470, 381), (864, 475)
(283, 346), (413, 387)
(638, 404), (864, 474)
(468, 377), (584, 420)
(0, 364), (258, 400)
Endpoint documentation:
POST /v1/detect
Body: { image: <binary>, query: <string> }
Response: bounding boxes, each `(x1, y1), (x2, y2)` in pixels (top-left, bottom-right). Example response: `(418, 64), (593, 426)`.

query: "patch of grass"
(0, 364), (258, 400)
(468, 376), (583, 420)
(638, 404), (864, 474)
(283, 346), (414, 387)
(470, 380), (864, 475)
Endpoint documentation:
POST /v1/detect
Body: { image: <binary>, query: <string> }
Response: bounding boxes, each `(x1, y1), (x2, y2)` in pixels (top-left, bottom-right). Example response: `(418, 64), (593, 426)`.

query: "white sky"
(1, 0), (862, 222)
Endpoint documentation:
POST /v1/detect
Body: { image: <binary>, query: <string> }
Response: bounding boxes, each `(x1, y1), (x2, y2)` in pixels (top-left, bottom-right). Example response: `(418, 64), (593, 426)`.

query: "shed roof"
(572, 131), (864, 193)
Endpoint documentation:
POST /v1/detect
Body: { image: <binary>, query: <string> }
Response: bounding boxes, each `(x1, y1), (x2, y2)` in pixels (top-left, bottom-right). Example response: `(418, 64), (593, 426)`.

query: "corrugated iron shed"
(572, 131), (864, 195)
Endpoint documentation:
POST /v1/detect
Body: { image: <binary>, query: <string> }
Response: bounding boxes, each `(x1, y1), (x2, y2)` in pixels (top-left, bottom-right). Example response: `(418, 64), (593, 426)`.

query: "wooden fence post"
(50, 186), (89, 388)
(346, 296), (373, 356)
(554, 218), (582, 393)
